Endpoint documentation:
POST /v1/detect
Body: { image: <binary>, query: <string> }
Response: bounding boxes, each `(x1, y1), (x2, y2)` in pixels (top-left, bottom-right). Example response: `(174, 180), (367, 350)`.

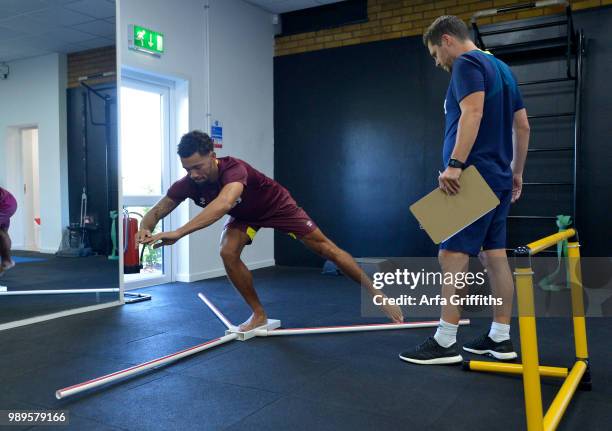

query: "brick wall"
(275, 0), (608, 56)
(67, 45), (116, 88)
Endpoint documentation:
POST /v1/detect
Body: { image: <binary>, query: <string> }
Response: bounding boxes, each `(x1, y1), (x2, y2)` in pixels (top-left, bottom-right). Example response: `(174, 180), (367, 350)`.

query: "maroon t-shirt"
(0, 187), (18, 227)
(0, 187), (16, 211)
(166, 157), (298, 221)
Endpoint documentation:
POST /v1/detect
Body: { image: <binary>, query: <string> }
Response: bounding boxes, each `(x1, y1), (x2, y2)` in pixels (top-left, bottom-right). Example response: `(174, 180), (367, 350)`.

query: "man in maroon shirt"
(0, 186), (18, 276)
(138, 131), (403, 331)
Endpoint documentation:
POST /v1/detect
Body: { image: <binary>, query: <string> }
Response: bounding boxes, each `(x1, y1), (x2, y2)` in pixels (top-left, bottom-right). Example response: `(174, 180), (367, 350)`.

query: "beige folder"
(409, 166), (500, 244)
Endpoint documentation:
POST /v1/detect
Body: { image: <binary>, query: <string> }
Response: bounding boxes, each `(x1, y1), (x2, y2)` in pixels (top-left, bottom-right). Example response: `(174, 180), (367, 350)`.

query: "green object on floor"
(538, 215), (572, 292)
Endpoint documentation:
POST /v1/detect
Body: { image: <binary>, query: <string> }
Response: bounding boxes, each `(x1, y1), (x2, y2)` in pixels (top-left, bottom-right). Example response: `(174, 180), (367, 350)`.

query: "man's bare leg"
(438, 249), (470, 325)
(220, 228), (267, 331)
(397, 249), (469, 365)
(430, 249), (470, 348)
(0, 228), (14, 273)
(479, 249), (514, 324)
(301, 228), (403, 323)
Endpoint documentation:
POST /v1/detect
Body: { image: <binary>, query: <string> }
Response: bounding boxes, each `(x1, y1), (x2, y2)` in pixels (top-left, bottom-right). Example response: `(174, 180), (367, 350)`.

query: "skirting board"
(11, 247), (57, 254)
(38, 247), (59, 254)
(175, 259), (275, 282)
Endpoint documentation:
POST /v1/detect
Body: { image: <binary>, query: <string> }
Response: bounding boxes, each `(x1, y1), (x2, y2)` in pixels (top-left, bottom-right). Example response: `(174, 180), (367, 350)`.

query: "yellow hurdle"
(543, 361), (587, 431)
(526, 228), (576, 256)
(463, 229), (590, 431)
(567, 241), (589, 360)
(516, 266), (544, 431)
(464, 361), (568, 379)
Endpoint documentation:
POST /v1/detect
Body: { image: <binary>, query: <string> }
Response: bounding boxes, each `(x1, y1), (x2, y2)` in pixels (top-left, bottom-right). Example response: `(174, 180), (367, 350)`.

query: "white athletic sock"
(488, 321), (510, 342)
(434, 319), (458, 348)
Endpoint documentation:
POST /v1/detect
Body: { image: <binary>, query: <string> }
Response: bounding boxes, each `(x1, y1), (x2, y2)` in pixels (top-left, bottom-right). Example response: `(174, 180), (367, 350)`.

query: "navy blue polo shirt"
(442, 49), (524, 191)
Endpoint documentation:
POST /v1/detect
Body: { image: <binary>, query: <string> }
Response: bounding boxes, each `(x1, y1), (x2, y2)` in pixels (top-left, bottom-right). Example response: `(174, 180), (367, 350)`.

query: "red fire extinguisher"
(123, 211), (144, 274)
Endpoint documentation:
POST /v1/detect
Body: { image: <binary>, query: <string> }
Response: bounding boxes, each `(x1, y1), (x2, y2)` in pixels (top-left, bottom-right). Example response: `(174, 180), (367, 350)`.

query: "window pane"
(120, 86), (163, 196)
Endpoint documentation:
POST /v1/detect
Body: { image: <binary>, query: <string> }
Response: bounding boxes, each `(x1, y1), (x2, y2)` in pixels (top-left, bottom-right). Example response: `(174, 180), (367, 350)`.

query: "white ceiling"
(0, 0), (115, 63)
(244, 0), (345, 14)
(0, 0), (345, 62)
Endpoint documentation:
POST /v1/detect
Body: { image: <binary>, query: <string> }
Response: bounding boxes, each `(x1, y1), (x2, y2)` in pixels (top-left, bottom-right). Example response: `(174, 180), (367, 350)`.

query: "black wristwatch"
(448, 158), (466, 169)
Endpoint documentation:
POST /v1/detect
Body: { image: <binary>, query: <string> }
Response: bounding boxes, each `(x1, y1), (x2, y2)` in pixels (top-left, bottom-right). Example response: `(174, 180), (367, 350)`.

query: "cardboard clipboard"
(409, 166), (500, 244)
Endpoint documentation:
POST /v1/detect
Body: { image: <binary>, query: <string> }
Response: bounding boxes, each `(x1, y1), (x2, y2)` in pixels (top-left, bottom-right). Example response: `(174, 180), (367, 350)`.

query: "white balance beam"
(56, 293), (473, 400)
(55, 333), (238, 399)
(0, 288), (120, 296)
(227, 319), (281, 341)
(197, 293), (234, 329)
(255, 319), (470, 336)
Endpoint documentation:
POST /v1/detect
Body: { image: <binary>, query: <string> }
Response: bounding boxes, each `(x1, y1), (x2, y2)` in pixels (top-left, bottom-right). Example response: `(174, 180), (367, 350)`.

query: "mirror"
(0, 1), (119, 326)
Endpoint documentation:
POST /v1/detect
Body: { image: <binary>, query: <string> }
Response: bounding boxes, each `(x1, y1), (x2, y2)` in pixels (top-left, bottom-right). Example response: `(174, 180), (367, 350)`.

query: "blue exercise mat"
(12, 256), (47, 264)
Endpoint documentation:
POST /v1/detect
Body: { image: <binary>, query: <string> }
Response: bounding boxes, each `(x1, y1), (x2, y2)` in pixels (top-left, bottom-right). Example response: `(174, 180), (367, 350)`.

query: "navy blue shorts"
(439, 189), (512, 256)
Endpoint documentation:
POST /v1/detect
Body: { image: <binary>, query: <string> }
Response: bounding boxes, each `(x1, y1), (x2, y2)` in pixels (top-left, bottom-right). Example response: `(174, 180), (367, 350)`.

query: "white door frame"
(120, 74), (178, 290)
(20, 127), (40, 251)
(4, 125), (39, 251)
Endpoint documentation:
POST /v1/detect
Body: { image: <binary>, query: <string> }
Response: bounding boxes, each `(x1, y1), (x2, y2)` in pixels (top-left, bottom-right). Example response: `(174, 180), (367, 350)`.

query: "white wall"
(0, 53), (68, 252)
(119, 0), (275, 281)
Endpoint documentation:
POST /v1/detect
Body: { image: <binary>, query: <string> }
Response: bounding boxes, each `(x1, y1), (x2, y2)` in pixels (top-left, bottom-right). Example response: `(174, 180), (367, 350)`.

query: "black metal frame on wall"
(66, 83), (118, 255)
(472, 4), (585, 254)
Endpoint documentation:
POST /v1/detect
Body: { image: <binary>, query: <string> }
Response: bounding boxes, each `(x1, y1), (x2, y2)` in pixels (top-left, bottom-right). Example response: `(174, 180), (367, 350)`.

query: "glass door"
(120, 78), (172, 288)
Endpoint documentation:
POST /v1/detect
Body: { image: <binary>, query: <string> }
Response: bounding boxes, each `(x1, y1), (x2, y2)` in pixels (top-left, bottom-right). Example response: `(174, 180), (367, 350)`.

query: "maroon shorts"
(0, 192), (17, 231)
(224, 206), (317, 244)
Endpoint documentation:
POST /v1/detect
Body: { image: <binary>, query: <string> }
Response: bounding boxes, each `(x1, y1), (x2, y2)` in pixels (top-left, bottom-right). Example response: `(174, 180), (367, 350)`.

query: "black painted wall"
(274, 6), (612, 266)
(66, 84), (118, 255)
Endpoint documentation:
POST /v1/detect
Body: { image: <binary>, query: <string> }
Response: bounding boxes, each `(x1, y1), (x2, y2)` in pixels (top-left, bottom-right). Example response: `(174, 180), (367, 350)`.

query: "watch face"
(449, 159), (463, 168)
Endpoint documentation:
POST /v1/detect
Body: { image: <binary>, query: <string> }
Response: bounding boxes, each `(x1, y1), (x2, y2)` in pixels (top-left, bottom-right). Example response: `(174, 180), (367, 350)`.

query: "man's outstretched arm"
(176, 182), (244, 237)
(143, 182), (244, 248)
(136, 196), (179, 243)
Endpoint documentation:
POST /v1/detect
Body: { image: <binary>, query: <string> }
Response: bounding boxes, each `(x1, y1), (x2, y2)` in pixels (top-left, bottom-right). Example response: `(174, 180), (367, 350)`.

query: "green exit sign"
(129, 25), (164, 55)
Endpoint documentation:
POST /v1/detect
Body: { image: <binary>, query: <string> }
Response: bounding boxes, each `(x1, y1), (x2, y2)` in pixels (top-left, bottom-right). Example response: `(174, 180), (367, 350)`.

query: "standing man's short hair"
(178, 130), (214, 158)
(423, 15), (471, 46)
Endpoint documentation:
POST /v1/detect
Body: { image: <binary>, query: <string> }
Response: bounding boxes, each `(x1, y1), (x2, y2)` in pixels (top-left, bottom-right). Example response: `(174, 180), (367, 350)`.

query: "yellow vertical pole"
(567, 242), (589, 359)
(515, 266), (544, 431)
